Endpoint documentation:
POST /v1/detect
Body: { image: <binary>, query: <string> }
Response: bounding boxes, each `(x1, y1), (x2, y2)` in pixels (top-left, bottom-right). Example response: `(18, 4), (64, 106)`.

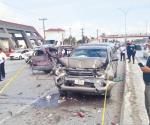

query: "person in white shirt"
(119, 46), (126, 61)
(0, 48), (7, 79)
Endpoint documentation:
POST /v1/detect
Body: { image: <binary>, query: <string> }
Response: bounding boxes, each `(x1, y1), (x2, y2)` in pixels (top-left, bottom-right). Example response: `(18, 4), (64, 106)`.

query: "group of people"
(0, 48), (7, 81)
(119, 41), (136, 63)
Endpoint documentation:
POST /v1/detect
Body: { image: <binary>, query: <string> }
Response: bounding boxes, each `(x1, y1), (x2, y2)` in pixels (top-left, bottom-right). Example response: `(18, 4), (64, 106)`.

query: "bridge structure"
(0, 20), (44, 51)
(99, 34), (150, 42)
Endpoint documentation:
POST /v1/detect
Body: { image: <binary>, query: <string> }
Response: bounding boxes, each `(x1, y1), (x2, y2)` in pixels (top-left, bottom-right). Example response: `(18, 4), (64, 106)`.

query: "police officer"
(0, 55), (3, 81)
(130, 43), (136, 64)
(127, 42), (132, 62)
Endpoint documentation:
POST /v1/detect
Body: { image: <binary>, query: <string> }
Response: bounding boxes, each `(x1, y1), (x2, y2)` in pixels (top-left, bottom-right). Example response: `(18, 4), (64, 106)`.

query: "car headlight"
(96, 70), (103, 76)
(95, 68), (105, 77)
(55, 67), (66, 76)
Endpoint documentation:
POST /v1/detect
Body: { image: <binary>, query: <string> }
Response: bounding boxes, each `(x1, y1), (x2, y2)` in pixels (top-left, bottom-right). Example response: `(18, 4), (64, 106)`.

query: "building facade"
(0, 20), (44, 51)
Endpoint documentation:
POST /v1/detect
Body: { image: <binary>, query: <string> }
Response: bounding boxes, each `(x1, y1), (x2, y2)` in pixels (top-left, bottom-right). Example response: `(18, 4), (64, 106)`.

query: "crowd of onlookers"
(119, 41), (136, 63)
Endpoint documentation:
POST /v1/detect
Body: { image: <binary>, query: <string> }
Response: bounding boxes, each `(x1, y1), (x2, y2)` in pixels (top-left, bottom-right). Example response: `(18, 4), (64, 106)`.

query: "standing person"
(140, 40), (150, 125)
(0, 48), (7, 79)
(119, 45), (126, 61)
(130, 43), (136, 64)
(126, 42), (132, 63)
(0, 55), (3, 81)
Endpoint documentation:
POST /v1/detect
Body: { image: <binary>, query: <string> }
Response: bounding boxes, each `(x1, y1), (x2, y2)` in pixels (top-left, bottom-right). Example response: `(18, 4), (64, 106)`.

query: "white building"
(45, 28), (65, 42)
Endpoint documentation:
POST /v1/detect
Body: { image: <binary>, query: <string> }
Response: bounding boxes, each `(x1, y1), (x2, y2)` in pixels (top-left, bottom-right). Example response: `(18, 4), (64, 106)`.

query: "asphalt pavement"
(0, 58), (125, 125)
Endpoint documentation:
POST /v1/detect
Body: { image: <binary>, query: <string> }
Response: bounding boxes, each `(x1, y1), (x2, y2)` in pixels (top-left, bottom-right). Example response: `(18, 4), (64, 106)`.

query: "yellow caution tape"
(101, 84), (108, 125)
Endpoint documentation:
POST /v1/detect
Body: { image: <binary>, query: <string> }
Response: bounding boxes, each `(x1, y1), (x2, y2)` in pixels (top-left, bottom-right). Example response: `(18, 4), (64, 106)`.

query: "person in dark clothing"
(126, 42), (132, 63)
(0, 56), (3, 81)
(126, 42), (136, 63)
(140, 40), (150, 125)
(130, 44), (136, 64)
(0, 48), (7, 79)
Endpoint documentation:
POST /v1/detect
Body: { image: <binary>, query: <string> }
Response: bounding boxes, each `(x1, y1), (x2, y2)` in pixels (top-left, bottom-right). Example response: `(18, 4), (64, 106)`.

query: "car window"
(71, 49), (107, 57)
(21, 50), (28, 54)
(34, 50), (45, 56)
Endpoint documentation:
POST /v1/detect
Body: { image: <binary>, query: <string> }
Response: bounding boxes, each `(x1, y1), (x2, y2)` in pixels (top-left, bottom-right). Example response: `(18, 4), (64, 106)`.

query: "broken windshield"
(71, 48), (107, 58)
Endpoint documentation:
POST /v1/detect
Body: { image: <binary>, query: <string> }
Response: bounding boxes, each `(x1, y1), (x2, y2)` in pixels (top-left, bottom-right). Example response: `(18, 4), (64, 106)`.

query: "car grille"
(66, 69), (95, 77)
(65, 80), (95, 88)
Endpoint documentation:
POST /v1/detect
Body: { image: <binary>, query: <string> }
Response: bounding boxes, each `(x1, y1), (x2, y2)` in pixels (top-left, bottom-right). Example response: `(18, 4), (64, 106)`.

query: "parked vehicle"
(135, 44), (142, 50)
(44, 40), (61, 47)
(54, 44), (118, 97)
(143, 48), (150, 59)
(9, 49), (30, 60)
(30, 46), (58, 73)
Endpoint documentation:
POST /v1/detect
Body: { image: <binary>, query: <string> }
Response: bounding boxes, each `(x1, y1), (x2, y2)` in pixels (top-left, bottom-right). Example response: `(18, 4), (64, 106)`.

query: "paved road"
(0, 58), (125, 125)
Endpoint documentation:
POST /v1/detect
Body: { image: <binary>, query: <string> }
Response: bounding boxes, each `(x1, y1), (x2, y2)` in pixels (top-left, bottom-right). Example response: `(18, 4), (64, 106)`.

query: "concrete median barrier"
(120, 60), (149, 125)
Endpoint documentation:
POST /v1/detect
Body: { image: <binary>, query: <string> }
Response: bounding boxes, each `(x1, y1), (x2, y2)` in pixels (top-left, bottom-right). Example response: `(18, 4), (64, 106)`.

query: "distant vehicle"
(143, 48), (150, 59)
(30, 46), (58, 73)
(44, 40), (61, 47)
(58, 45), (75, 57)
(54, 44), (118, 97)
(135, 44), (142, 50)
(9, 49), (30, 60)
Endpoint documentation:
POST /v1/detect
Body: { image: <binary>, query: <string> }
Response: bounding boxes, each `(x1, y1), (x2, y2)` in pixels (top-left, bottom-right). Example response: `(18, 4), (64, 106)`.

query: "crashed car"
(30, 47), (58, 73)
(54, 45), (118, 97)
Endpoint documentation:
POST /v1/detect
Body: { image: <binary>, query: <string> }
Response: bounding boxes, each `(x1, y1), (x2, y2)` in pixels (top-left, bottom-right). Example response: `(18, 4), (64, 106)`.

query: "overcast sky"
(0, 0), (150, 39)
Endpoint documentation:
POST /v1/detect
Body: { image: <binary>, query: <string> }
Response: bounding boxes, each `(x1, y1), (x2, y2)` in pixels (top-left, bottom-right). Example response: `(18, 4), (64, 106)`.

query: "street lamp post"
(39, 18), (47, 40)
(118, 9), (128, 43)
(145, 20), (148, 35)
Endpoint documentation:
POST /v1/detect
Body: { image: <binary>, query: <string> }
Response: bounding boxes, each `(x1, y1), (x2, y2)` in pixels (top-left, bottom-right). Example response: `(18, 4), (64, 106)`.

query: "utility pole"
(69, 27), (72, 37)
(81, 28), (84, 43)
(39, 18), (47, 40)
(96, 29), (99, 40)
(69, 28), (72, 45)
(146, 21), (148, 35)
(118, 8), (129, 43)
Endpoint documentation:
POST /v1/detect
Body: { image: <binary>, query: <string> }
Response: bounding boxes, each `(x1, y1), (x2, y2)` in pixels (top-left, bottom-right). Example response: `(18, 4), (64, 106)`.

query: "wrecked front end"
(54, 58), (114, 95)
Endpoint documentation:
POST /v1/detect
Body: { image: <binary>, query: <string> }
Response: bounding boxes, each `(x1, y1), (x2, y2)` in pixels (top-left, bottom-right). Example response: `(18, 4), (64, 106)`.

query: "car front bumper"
(55, 76), (114, 94)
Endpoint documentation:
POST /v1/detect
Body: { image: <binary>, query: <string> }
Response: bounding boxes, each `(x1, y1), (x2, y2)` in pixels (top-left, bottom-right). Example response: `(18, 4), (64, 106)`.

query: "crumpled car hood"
(59, 57), (106, 68)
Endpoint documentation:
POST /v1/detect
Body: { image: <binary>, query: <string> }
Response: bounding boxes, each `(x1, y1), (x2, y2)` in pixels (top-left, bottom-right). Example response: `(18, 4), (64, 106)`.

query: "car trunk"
(31, 55), (51, 66)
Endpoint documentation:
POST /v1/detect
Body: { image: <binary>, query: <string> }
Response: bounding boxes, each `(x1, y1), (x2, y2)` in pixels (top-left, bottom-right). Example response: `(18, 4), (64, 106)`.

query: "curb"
(120, 60), (149, 125)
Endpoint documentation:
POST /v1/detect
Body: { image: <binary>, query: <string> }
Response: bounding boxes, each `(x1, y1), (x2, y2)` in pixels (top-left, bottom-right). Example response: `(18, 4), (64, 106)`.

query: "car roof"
(75, 45), (108, 50)
(83, 42), (115, 47)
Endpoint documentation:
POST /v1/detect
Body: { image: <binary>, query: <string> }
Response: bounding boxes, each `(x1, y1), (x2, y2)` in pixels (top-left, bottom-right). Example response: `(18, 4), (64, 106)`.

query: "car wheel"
(19, 56), (22, 60)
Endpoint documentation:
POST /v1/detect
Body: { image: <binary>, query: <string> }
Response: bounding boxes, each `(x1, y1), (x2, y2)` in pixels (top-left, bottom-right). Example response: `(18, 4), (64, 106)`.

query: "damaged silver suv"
(54, 44), (118, 97)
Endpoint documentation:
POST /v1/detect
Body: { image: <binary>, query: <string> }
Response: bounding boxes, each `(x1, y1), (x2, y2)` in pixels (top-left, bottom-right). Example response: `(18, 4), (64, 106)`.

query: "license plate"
(74, 79), (84, 85)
